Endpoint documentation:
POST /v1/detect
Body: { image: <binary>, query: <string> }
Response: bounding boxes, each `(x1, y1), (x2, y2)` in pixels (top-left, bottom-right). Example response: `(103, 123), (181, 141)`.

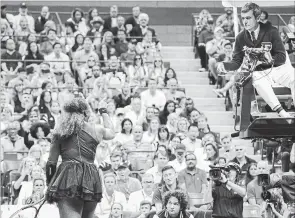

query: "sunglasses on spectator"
(186, 158), (196, 161)
(236, 148), (243, 151)
(176, 152), (185, 156)
(155, 60), (162, 62)
(135, 57), (141, 60)
(54, 72), (63, 75)
(143, 181), (154, 184)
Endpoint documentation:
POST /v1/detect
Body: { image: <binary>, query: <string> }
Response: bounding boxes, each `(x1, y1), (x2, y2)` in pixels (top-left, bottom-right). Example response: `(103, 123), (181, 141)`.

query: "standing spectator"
(14, 3), (35, 33)
(103, 5), (119, 32)
(125, 6), (141, 30)
(67, 8), (88, 35)
(45, 42), (71, 72)
(140, 78), (166, 111)
(178, 153), (207, 194)
(245, 163), (257, 187)
(198, 19), (214, 72)
(34, 6), (51, 34)
(1, 38), (23, 74)
(130, 13), (156, 43)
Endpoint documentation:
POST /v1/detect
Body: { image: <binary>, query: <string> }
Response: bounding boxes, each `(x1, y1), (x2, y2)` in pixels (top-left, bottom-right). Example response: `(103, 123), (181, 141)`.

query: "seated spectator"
(181, 123), (202, 153)
(1, 38), (23, 74)
(142, 116), (160, 144)
(24, 177), (46, 205)
(196, 115), (219, 142)
(149, 57), (165, 85)
(71, 33), (85, 54)
(141, 78), (166, 111)
(206, 27), (229, 84)
(259, 10), (271, 25)
(127, 173), (155, 212)
(1, 5), (15, 31)
(152, 165), (186, 212)
(87, 16), (104, 49)
(73, 37), (99, 71)
(245, 162), (257, 187)
(198, 143), (219, 172)
(127, 55), (148, 87)
(175, 117), (189, 140)
(86, 8), (100, 29)
(113, 83), (132, 108)
(178, 153), (207, 194)
(114, 30), (128, 56)
(168, 144), (187, 173)
(115, 163), (142, 200)
(1, 18), (13, 51)
(103, 5), (119, 33)
(113, 118), (133, 144)
(159, 100), (176, 125)
(67, 8), (88, 35)
(1, 121), (27, 152)
(154, 126), (171, 148)
(188, 109), (201, 124)
(130, 13), (156, 43)
(39, 28), (59, 56)
(179, 98), (199, 119)
(59, 21), (76, 55)
(0, 105), (14, 132)
(111, 16), (126, 39)
(24, 41), (44, 70)
(97, 31), (116, 64)
(45, 42), (71, 73)
(162, 68), (177, 87)
(164, 78), (185, 102)
(120, 39), (138, 68)
(95, 173), (127, 218)
(34, 6), (51, 34)
(14, 3), (35, 33)
(124, 95), (145, 125)
(125, 6), (141, 30)
(77, 55), (98, 85)
(216, 7), (240, 37)
(283, 16), (295, 34)
(39, 20), (57, 43)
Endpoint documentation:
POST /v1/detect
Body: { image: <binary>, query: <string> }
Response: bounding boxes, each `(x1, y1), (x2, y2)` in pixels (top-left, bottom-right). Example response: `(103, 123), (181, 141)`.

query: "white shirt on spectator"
(17, 181), (47, 205)
(167, 159), (186, 173)
(14, 14), (35, 33)
(146, 166), (162, 184)
(181, 138), (202, 153)
(111, 17), (118, 28)
(140, 89), (166, 111)
(124, 110), (145, 126)
(127, 189), (154, 212)
(1, 135), (27, 152)
(45, 52), (71, 72)
(73, 49), (99, 69)
(113, 133), (133, 145)
(95, 190), (127, 218)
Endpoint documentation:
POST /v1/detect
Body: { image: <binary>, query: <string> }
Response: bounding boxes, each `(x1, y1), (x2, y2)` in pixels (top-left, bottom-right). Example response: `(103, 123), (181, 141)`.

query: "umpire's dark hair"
(261, 10), (269, 19)
(241, 2), (262, 19)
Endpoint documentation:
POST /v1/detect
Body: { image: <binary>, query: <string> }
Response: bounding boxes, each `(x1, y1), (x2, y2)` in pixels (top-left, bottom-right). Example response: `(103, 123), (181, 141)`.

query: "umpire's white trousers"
(252, 59), (295, 111)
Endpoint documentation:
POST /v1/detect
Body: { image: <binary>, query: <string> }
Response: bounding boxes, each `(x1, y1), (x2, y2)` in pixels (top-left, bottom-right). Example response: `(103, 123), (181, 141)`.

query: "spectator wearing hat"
(115, 163), (142, 200)
(87, 16), (104, 48)
(103, 5), (119, 32)
(206, 27), (229, 85)
(130, 13), (156, 43)
(35, 6), (52, 34)
(198, 18), (214, 71)
(14, 3), (35, 33)
(67, 8), (88, 36)
(1, 38), (23, 74)
(1, 5), (15, 30)
(1, 121), (27, 152)
(167, 144), (187, 172)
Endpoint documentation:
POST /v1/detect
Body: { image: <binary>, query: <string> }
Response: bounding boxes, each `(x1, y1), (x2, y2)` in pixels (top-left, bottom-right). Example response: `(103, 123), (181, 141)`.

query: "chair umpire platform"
(235, 71), (295, 140)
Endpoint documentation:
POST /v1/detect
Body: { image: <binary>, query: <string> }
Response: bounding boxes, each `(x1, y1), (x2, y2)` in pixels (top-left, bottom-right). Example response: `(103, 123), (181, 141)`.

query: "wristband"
(98, 108), (108, 114)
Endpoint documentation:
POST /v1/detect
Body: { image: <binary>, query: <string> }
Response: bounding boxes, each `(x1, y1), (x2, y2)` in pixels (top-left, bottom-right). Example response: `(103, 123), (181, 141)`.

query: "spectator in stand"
(188, 109), (201, 124)
(194, 9), (213, 59)
(168, 144), (187, 172)
(149, 57), (165, 85)
(39, 29), (59, 56)
(67, 8), (88, 35)
(24, 177), (46, 205)
(199, 143), (219, 172)
(1, 5), (15, 30)
(164, 78), (185, 103)
(206, 27), (229, 85)
(1, 121), (27, 152)
(1, 18), (13, 51)
(125, 6), (141, 30)
(111, 16), (126, 39)
(73, 37), (99, 71)
(86, 8), (100, 29)
(178, 153), (207, 194)
(142, 116), (160, 144)
(113, 83), (132, 108)
(24, 41), (44, 69)
(127, 54), (148, 87)
(103, 5), (119, 32)
(95, 173), (127, 218)
(71, 33), (85, 54)
(159, 100), (176, 125)
(283, 16), (295, 34)
(97, 31), (116, 63)
(181, 123), (202, 153)
(87, 16), (104, 49)
(196, 115), (219, 142)
(115, 163), (142, 200)
(152, 165), (186, 212)
(179, 97), (199, 119)
(128, 173), (155, 212)
(15, 17), (33, 50)
(114, 30), (128, 56)
(216, 7), (239, 37)
(245, 162), (257, 187)
(14, 3), (35, 33)
(141, 78), (166, 111)
(130, 13), (156, 43)
(120, 39), (137, 68)
(198, 19), (215, 72)
(1, 38), (23, 74)
(35, 6), (51, 34)
(146, 150), (169, 184)
(45, 42), (71, 72)
(259, 10), (271, 25)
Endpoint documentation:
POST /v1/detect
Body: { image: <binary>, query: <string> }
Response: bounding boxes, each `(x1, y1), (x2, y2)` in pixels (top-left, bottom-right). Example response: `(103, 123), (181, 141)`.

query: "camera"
(257, 173), (270, 187)
(209, 165), (228, 181)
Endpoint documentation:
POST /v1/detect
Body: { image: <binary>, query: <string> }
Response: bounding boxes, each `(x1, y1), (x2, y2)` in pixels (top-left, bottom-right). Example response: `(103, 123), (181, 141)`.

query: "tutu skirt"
(46, 161), (103, 203)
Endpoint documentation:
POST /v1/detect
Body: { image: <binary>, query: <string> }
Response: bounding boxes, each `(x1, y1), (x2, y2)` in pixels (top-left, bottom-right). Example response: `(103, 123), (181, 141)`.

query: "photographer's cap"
(214, 27), (224, 34)
(175, 144), (186, 151)
(20, 2), (27, 8)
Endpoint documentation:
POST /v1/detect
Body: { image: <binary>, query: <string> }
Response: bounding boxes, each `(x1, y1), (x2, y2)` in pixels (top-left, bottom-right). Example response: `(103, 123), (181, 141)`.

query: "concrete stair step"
(210, 125), (234, 134)
(166, 59), (200, 71)
(203, 111), (234, 126)
(196, 105), (225, 111)
(192, 97), (225, 106)
(184, 85), (217, 98)
(162, 46), (194, 52)
(177, 71), (208, 78)
(162, 52), (194, 59)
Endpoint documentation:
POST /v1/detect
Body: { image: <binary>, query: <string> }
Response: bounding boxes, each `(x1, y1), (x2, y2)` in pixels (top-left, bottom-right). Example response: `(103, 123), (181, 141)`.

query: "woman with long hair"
(142, 116), (160, 143)
(153, 190), (193, 218)
(245, 163), (257, 187)
(71, 33), (85, 53)
(159, 100), (176, 125)
(24, 41), (44, 68)
(163, 68), (177, 87)
(46, 97), (115, 218)
(113, 118), (133, 145)
(67, 8), (88, 35)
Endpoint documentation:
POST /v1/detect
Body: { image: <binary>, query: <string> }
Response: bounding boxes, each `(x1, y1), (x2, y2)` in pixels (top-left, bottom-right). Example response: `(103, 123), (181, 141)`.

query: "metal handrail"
(7, 10), (132, 16)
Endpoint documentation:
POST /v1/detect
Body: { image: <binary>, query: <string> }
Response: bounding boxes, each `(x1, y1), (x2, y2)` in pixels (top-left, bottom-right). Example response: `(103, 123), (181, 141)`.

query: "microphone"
(231, 132), (240, 138)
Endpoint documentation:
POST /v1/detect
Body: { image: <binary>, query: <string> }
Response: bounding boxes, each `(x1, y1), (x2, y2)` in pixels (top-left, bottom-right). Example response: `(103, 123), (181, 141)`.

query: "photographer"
(209, 162), (246, 218)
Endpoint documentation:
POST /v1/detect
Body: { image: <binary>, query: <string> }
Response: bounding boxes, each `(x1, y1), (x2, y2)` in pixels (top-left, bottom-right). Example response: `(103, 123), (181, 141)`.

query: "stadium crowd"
(0, 3), (295, 218)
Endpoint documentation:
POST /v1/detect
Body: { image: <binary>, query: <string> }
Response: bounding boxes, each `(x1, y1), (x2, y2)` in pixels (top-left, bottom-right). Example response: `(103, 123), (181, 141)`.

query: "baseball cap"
(115, 108), (125, 116)
(20, 3), (27, 8)
(117, 163), (128, 170)
(1, 5), (7, 10)
(214, 27), (224, 34)
(91, 16), (104, 25)
(175, 144), (186, 151)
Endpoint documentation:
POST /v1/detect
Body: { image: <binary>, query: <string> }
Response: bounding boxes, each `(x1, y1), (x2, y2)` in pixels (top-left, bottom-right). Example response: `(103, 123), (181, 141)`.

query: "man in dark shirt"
(217, 2), (295, 119)
(1, 38), (23, 74)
